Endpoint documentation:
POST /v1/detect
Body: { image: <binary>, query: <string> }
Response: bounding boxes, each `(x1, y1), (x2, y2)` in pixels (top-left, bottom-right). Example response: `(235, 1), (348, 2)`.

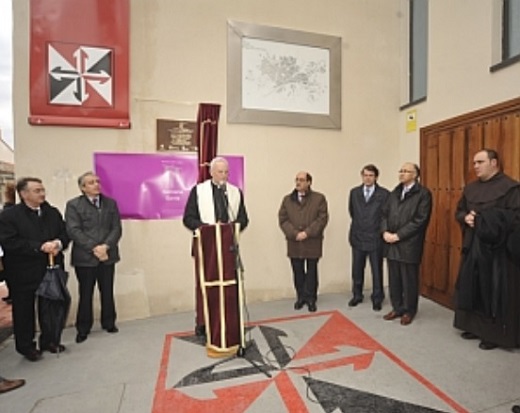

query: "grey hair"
(209, 157), (228, 171)
(77, 171), (96, 188)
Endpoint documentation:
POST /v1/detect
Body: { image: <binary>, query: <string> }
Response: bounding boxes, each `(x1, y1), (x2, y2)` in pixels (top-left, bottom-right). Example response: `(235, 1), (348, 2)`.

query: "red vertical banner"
(196, 103), (221, 183)
(29, 0), (130, 128)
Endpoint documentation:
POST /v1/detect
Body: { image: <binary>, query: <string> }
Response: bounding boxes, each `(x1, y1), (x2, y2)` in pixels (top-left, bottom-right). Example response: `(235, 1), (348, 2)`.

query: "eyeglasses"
(398, 170), (414, 174)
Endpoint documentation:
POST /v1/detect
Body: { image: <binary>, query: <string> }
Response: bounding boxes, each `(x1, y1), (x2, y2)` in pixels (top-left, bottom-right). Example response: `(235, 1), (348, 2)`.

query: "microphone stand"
(221, 185), (271, 378)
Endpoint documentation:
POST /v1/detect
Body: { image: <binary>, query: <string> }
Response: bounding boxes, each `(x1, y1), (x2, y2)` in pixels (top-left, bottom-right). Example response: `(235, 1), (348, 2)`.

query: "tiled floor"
(0, 288), (519, 413)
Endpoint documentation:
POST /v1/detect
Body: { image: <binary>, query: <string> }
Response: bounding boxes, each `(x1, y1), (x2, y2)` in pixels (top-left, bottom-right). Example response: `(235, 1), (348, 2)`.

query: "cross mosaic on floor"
(152, 311), (468, 413)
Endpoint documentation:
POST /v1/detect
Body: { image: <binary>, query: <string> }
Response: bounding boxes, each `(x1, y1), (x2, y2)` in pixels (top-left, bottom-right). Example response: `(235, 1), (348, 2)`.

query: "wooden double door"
(419, 97), (520, 308)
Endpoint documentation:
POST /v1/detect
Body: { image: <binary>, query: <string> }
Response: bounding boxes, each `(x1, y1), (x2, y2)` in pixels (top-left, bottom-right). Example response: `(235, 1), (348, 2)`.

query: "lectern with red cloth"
(194, 223), (244, 357)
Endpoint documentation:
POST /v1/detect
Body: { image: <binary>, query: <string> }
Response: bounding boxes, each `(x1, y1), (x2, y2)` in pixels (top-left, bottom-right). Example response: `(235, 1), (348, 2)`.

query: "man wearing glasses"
(0, 178), (69, 361)
(381, 163), (432, 326)
(279, 171), (329, 312)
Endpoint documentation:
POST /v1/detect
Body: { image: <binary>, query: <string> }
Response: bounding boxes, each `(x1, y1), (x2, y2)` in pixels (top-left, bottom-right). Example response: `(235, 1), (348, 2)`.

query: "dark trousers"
(290, 258), (319, 303)
(75, 264), (116, 335)
(387, 259), (419, 316)
(11, 288), (52, 354)
(351, 248), (384, 303)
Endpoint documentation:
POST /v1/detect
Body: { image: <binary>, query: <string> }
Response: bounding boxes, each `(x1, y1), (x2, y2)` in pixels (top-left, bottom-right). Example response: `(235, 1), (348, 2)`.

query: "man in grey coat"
(65, 172), (122, 343)
(279, 171), (329, 312)
(381, 163), (432, 325)
(348, 164), (389, 311)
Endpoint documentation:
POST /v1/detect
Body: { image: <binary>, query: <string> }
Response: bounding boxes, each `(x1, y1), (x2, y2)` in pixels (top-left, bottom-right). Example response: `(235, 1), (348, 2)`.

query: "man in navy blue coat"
(347, 164), (389, 311)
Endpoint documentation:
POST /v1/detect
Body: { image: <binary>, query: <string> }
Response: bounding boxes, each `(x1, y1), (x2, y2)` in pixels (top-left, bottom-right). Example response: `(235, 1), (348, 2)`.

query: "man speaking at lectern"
(183, 157), (249, 337)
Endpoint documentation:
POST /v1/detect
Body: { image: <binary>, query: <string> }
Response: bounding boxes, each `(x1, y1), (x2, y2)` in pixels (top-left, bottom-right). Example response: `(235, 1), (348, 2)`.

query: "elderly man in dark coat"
(0, 177), (69, 361)
(279, 171), (329, 313)
(454, 149), (520, 350)
(347, 164), (389, 311)
(381, 163), (432, 326)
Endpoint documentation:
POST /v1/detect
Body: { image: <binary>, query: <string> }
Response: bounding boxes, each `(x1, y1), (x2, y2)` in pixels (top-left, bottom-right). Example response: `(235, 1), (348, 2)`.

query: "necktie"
(364, 187), (370, 202)
(92, 197), (99, 208)
(401, 187), (409, 200)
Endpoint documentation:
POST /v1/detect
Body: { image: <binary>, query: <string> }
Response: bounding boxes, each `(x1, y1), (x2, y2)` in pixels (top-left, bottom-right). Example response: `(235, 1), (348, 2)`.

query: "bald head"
(398, 162), (419, 186)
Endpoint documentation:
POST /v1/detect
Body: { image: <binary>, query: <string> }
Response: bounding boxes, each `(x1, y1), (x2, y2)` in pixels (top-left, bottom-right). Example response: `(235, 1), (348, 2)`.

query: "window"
(401, 0), (428, 109)
(491, 0), (520, 71)
(410, 0), (428, 102)
(503, 0), (520, 59)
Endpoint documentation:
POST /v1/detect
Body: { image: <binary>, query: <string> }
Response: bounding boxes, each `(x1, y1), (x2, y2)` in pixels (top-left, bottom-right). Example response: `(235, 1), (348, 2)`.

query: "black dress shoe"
(105, 326), (119, 333)
(479, 340), (498, 350)
(294, 300), (306, 310)
(75, 334), (88, 343)
(23, 349), (42, 362)
(195, 325), (206, 337)
(348, 297), (363, 307)
(372, 302), (382, 311)
(42, 343), (66, 353)
(308, 302), (317, 312)
(461, 331), (478, 340)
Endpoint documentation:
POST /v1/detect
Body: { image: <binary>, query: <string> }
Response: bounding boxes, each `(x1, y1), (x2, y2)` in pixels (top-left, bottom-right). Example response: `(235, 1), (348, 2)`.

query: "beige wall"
(398, 0), (520, 158)
(13, 0), (422, 323)
(0, 138), (14, 164)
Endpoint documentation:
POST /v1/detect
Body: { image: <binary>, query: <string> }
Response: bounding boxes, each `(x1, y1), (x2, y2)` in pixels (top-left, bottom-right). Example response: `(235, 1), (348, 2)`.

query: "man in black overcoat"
(0, 177), (69, 361)
(381, 163), (432, 326)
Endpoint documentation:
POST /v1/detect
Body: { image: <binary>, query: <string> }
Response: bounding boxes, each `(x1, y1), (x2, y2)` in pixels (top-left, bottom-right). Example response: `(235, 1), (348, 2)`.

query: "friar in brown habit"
(454, 149), (520, 350)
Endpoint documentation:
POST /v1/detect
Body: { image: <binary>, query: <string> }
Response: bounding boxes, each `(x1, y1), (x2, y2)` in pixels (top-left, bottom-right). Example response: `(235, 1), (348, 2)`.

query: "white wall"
(13, 0), (406, 322)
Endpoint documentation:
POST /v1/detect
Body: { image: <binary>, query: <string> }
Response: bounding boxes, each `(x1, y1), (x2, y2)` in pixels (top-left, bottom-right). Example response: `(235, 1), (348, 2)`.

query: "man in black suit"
(65, 172), (122, 344)
(347, 164), (389, 311)
(0, 177), (69, 361)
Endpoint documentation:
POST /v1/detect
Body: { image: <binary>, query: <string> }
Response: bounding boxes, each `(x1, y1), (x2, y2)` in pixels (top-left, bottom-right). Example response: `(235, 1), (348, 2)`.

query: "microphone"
(218, 182), (227, 193)
(219, 182), (229, 208)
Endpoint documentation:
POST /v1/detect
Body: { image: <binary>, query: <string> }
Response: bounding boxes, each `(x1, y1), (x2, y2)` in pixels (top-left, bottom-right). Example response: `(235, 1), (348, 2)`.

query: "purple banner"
(94, 153), (244, 220)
